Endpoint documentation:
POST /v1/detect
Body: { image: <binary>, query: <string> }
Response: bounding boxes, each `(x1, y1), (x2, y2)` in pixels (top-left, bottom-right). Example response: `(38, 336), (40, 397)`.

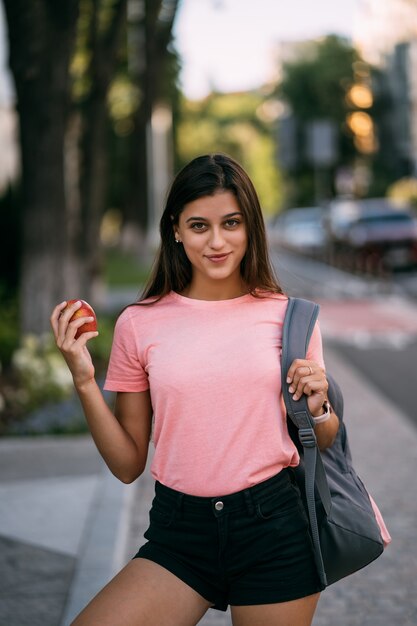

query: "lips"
(205, 253), (231, 262)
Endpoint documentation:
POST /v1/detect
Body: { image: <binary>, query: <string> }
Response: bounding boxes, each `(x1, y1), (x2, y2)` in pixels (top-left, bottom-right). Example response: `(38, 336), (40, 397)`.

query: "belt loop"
(243, 489), (255, 516)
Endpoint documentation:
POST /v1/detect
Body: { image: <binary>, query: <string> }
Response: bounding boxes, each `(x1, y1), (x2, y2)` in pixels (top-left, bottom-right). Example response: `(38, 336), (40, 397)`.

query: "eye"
(190, 222), (207, 231)
(225, 219), (240, 228)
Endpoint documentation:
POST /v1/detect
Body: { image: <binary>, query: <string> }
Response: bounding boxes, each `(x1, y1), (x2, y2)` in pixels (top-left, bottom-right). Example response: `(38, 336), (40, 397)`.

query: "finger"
(64, 316), (96, 343)
(50, 301), (68, 338)
(287, 361), (318, 392)
(74, 329), (99, 346)
(286, 358), (310, 383)
(60, 300), (82, 320)
(58, 299), (82, 325)
(289, 362), (326, 396)
(290, 360), (319, 381)
(307, 390), (327, 411)
(57, 300), (82, 344)
(292, 377), (328, 401)
(60, 329), (99, 361)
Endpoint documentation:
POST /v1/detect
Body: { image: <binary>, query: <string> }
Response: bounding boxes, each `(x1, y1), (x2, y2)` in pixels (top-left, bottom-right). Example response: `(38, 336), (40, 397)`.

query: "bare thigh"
(71, 558), (212, 626)
(231, 592), (320, 626)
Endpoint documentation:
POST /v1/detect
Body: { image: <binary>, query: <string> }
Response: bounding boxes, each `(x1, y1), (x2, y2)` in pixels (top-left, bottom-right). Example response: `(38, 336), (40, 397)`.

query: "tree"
(3, 0), (179, 334)
(177, 91), (283, 215)
(3, 0), (80, 334)
(73, 0), (128, 298)
(277, 35), (361, 205)
(123, 0), (179, 249)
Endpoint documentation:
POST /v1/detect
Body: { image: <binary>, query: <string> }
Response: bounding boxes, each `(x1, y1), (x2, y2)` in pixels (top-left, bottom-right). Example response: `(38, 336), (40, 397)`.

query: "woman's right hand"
(50, 300), (99, 390)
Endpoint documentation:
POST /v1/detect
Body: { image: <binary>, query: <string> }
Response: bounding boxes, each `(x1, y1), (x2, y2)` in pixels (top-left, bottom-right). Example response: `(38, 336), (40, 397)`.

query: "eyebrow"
(185, 211), (243, 223)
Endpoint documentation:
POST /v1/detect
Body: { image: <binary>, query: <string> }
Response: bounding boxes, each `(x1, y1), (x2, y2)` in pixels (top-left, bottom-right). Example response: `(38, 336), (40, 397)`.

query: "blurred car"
(268, 207), (327, 255)
(325, 198), (361, 243)
(326, 198), (417, 271)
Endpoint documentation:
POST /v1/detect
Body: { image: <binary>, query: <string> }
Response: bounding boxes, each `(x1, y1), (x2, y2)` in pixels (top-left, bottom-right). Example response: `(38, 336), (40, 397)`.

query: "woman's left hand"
(286, 358), (329, 417)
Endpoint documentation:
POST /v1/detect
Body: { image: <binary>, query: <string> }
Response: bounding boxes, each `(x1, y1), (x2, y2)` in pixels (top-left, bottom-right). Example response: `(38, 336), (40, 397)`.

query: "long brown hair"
(140, 153), (283, 301)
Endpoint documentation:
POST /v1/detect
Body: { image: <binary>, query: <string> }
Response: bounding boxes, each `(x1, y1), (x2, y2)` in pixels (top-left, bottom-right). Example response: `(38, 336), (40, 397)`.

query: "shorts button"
(214, 501), (224, 511)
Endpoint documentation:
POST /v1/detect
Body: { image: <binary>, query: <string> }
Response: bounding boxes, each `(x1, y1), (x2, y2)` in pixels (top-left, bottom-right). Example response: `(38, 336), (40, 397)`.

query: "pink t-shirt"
(104, 291), (325, 496)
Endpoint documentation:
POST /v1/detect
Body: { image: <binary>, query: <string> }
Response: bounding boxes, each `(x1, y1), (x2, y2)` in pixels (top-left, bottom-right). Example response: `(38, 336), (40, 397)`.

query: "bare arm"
(51, 301), (152, 483)
(286, 358), (340, 451)
(76, 382), (152, 483)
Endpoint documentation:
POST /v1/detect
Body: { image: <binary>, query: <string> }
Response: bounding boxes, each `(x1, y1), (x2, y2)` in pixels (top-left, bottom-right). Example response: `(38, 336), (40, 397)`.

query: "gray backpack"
(281, 297), (386, 587)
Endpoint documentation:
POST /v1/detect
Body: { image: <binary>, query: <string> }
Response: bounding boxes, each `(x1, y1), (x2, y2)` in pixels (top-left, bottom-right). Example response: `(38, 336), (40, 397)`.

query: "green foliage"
(71, 0), (94, 102)
(277, 35), (362, 205)
(71, 0), (128, 103)
(104, 248), (151, 286)
(88, 312), (117, 365)
(107, 75), (141, 123)
(0, 295), (19, 367)
(279, 35), (359, 124)
(0, 313), (116, 434)
(387, 177), (417, 208)
(177, 92), (283, 215)
(9, 334), (75, 413)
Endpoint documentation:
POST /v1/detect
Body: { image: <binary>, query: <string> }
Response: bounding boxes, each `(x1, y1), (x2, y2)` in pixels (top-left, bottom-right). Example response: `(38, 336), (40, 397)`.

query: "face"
(174, 191), (248, 294)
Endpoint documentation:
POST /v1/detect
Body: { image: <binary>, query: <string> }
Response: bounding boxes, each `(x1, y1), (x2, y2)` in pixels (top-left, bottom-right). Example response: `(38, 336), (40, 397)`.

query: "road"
(271, 249), (417, 429)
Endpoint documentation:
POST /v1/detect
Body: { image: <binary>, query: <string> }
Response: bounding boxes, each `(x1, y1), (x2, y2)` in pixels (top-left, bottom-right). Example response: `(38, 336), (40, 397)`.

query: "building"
(354, 0), (417, 65)
(354, 0), (417, 176)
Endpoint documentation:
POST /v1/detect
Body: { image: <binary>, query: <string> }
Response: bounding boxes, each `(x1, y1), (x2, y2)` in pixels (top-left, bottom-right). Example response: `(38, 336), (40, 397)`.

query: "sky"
(174, 0), (359, 99)
(0, 2), (12, 106)
(0, 0), (359, 106)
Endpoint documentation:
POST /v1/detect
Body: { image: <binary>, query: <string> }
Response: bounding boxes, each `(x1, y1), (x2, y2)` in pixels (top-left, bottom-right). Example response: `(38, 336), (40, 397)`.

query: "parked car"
(268, 207), (327, 255)
(326, 198), (417, 271)
(325, 198), (361, 244)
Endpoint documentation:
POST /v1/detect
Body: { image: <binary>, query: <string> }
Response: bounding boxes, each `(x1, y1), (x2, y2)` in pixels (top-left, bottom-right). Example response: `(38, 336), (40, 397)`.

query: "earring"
(175, 238), (181, 243)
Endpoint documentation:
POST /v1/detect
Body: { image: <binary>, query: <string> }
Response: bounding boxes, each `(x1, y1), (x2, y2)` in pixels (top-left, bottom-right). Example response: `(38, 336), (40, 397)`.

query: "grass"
(104, 247), (152, 287)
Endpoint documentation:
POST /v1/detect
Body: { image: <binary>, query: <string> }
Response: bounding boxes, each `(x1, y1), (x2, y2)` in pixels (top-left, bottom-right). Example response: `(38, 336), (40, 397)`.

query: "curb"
(60, 471), (134, 625)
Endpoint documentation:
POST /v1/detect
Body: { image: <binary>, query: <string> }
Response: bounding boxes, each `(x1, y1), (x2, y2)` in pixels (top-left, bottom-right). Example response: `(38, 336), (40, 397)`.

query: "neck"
(182, 278), (248, 301)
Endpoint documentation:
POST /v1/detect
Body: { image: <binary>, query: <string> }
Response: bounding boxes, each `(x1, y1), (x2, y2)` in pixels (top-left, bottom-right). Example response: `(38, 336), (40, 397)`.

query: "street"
(271, 249), (417, 428)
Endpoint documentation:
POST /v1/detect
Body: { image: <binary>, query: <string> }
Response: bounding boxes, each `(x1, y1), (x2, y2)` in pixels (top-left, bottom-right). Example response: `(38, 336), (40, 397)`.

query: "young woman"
(51, 153), (339, 626)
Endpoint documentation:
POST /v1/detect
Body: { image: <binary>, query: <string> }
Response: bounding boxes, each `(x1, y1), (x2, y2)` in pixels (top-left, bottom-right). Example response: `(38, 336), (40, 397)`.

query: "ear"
(172, 226), (182, 243)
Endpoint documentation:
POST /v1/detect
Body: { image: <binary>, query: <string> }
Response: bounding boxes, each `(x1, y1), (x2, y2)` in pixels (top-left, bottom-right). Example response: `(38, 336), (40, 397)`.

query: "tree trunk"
(79, 0), (127, 303)
(3, 0), (80, 334)
(123, 0), (178, 255)
(124, 0), (161, 244)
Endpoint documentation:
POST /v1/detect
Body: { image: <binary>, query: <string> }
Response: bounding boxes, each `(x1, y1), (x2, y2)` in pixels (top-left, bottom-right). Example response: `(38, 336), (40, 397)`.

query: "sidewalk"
(0, 436), (137, 626)
(0, 345), (416, 626)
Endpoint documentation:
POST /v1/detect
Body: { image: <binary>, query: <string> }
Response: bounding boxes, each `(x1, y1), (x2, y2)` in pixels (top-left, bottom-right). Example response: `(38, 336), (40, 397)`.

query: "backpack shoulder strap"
(282, 297), (320, 432)
(281, 296), (330, 586)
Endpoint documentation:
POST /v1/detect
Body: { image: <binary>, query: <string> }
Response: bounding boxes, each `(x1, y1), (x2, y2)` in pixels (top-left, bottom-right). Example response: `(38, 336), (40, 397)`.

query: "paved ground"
(1, 308), (417, 624)
(0, 437), (136, 626)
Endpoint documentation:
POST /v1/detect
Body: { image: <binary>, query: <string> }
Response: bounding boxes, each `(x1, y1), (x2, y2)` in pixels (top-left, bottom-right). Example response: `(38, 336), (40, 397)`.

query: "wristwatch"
(313, 400), (331, 424)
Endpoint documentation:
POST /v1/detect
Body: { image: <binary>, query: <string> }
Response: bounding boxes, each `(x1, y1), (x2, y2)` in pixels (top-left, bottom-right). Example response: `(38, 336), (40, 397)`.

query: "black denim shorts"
(135, 468), (323, 611)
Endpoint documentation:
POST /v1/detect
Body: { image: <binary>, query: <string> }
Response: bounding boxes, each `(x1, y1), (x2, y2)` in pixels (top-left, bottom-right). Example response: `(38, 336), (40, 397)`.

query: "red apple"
(64, 299), (97, 339)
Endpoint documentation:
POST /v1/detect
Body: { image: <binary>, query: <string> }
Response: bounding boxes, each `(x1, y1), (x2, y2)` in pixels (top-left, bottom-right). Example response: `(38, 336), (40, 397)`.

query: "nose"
(208, 227), (225, 249)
